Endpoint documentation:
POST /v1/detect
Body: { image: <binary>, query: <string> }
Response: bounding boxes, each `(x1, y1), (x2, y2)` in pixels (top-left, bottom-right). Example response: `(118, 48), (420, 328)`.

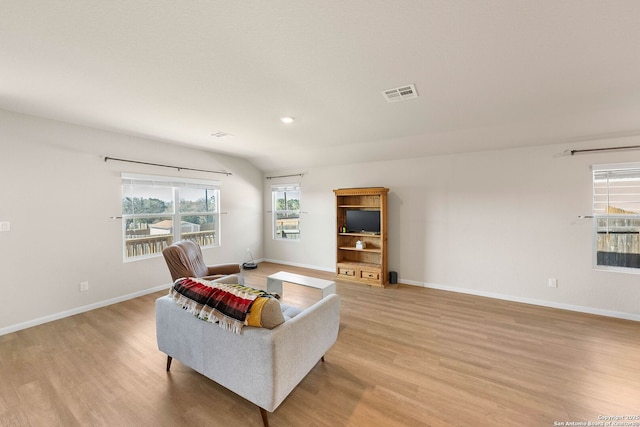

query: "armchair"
(162, 240), (241, 282)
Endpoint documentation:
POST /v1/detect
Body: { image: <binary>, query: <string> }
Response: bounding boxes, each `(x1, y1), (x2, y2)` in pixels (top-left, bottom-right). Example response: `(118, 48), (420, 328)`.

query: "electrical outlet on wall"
(548, 278), (558, 288)
(80, 281), (89, 292)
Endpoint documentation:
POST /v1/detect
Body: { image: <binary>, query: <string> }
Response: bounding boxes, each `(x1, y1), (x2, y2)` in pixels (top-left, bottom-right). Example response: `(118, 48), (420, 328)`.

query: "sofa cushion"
(246, 296), (285, 329)
(281, 303), (303, 321)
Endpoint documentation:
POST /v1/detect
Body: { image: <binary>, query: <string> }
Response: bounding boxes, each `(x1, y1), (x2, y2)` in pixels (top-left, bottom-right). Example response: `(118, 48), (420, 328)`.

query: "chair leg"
(166, 356), (173, 371)
(259, 407), (270, 427)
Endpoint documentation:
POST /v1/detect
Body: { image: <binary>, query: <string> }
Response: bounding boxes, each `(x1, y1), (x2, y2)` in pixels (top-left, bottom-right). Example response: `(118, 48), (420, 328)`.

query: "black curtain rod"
(569, 145), (640, 155)
(103, 156), (232, 176)
(266, 173), (305, 179)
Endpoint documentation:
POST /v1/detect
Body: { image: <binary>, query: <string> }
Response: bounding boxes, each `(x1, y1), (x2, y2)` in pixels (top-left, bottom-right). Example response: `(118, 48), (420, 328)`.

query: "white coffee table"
(266, 271), (336, 299)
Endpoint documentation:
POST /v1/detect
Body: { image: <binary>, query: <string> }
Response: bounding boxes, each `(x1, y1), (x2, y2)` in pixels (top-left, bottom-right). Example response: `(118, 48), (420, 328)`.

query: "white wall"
(0, 109), (263, 333)
(264, 138), (640, 320)
(3, 105), (638, 332)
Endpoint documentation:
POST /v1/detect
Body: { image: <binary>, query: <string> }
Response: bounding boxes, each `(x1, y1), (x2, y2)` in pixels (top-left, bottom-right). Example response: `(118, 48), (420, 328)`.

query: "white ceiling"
(2, 1), (640, 172)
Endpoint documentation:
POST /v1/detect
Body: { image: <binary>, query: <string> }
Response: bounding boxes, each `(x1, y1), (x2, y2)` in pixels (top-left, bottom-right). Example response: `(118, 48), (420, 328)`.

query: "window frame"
(592, 163), (640, 273)
(271, 183), (301, 241)
(121, 173), (221, 262)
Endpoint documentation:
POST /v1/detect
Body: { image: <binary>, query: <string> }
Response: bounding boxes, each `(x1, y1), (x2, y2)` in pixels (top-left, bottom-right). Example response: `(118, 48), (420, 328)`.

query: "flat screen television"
(346, 210), (380, 233)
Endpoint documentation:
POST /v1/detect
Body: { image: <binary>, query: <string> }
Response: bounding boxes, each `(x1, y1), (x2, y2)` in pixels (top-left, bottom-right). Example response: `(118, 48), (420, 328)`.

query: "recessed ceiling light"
(280, 116), (295, 124)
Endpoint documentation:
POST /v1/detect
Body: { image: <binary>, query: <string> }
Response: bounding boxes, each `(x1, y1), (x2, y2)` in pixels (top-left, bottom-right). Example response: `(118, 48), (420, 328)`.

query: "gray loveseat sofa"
(155, 274), (340, 426)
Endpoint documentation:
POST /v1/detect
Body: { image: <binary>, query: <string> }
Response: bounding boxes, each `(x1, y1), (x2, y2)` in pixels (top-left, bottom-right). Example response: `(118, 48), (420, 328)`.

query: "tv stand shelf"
(334, 187), (389, 288)
(338, 247), (382, 253)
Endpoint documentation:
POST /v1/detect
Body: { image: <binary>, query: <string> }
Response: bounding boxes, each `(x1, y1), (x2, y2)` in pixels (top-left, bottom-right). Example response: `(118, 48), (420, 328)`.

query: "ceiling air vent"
(381, 84), (419, 103)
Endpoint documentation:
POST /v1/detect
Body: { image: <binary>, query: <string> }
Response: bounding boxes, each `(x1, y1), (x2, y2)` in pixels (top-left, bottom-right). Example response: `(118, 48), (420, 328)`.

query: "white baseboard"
(260, 263), (639, 322)
(260, 262), (639, 321)
(4, 268), (637, 337)
(399, 279), (640, 322)
(0, 283), (171, 336)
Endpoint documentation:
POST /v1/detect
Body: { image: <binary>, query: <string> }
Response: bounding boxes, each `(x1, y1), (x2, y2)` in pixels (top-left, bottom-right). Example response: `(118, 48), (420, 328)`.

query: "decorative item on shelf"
(340, 225), (347, 233)
(355, 240), (366, 250)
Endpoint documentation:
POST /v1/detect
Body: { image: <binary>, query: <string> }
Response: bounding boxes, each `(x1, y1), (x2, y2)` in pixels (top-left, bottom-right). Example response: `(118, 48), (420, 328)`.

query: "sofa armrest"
(268, 294), (340, 408)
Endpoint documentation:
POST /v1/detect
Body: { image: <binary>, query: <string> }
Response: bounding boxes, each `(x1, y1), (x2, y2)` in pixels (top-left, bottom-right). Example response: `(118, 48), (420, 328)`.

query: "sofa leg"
(166, 356), (173, 371)
(259, 407), (269, 427)
(321, 355), (325, 362)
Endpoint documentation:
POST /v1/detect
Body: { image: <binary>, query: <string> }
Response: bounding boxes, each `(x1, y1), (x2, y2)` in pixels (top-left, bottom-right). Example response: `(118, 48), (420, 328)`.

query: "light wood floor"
(1, 262), (639, 426)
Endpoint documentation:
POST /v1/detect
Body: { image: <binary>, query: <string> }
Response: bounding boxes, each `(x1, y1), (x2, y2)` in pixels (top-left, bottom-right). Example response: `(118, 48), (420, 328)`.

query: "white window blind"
(122, 173), (220, 190)
(271, 183), (300, 192)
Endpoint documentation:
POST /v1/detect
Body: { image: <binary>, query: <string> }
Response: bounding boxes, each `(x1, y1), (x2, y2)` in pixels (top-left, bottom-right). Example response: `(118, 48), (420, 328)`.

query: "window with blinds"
(593, 164), (640, 269)
(121, 173), (221, 261)
(271, 184), (300, 240)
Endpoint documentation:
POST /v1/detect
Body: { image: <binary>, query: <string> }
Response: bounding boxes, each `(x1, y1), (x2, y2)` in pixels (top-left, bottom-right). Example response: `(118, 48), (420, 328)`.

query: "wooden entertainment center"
(334, 187), (388, 287)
